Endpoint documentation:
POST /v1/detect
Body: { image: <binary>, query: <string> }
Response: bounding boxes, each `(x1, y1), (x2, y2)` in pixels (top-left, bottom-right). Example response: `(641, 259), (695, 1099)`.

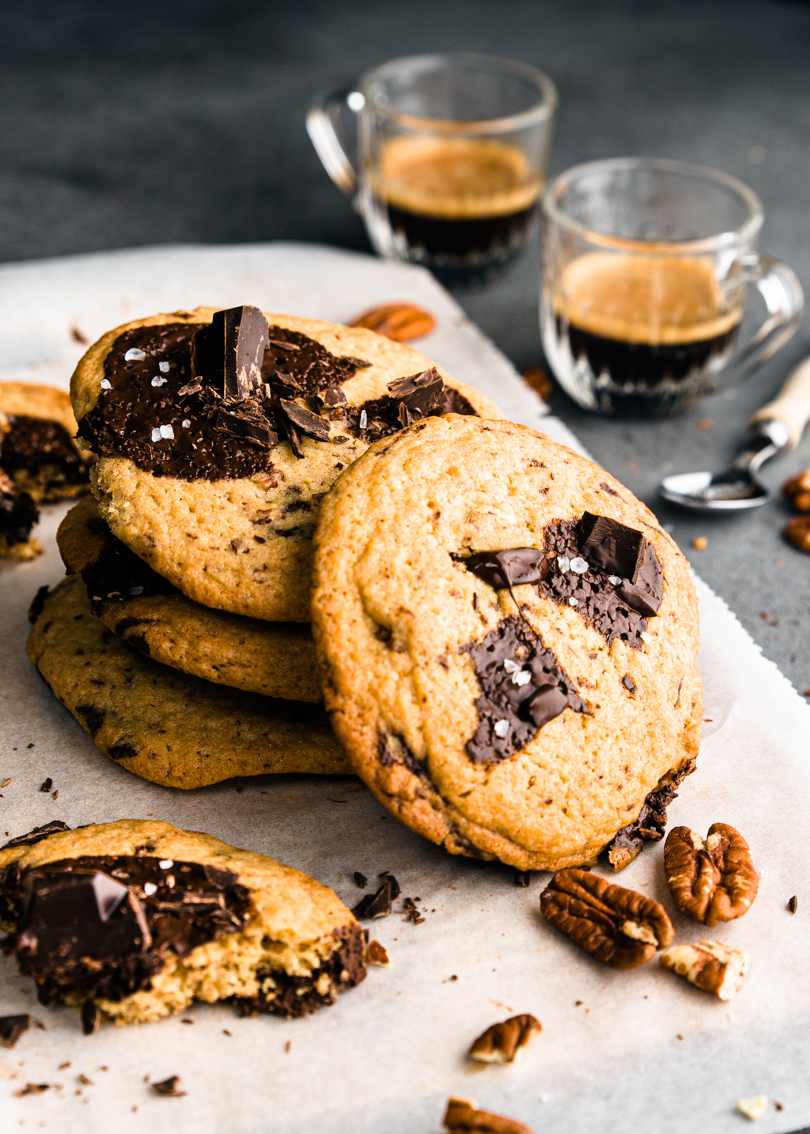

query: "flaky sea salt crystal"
(159, 361), (170, 373)
(159, 860), (174, 870)
(99, 378), (111, 389)
(151, 376), (167, 386)
(159, 424), (175, 440)
(359, 409), (368, 429)
(568, 596), (579, 606)
(608, 575), (622, 585)
(503, 659), (519, 674)
(511, 669), (532, 686)
(557, 555), (570, 573)
(182, 419), (191, 428)
(150, 427), (162, 442)
(124, 347), (146, 361)
(143, 882), (158, 896)
(641, 631), (652, 643)
(569, 557), (588, 574)
(493, 719), (510, 738)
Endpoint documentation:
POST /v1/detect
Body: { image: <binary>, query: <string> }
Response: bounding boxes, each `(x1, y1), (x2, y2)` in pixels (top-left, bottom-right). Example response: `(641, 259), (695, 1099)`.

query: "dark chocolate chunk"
(352, 875), (399, 919)
(401, 897), (425, 924)
(0, 1014), (31, 1048)
(616, 540), (663, 617)
(788, 895), (798, 914)
(2, 821), (71, 850)
(279, 413), (304, 459)
(191, 306), (269, 400)
(344, 379), (477, 442)
(579, 513), (646, 578)
(463, 616), (587, 765)
(27, 585), (51, 625)
(39, 779), (53, 793)
(353, 872), (368, 889)
(526, 683), (569, 728)
(213, 409), (277, 448)
(151, 1075), (187, 1097)
(387, 368), (445, 418)
(278, 399), (331, 442)
(459, 548), (549, 590)
(622, 675), (637, 693)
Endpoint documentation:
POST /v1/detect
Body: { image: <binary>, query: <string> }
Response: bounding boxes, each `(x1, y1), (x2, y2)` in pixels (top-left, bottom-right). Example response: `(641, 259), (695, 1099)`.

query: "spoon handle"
(750, 355), (810, 451)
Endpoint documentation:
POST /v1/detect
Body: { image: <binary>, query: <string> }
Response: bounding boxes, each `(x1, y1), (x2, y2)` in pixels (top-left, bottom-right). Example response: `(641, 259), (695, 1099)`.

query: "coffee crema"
(371, 136), (541, 265)
(554, 253), (743, 388)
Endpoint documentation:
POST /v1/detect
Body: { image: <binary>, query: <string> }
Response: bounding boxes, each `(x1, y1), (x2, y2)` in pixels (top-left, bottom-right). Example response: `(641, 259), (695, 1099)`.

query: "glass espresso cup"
(541, 158), (804, 416)
(308, 53), (557, 287)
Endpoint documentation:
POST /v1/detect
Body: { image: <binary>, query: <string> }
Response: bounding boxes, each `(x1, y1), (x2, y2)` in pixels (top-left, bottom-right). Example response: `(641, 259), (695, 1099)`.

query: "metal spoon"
(659, 356), (810, 512)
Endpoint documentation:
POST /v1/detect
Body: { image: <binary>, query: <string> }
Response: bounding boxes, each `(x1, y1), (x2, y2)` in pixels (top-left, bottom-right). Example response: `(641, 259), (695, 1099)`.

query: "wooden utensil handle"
(750, 356), (810, 451)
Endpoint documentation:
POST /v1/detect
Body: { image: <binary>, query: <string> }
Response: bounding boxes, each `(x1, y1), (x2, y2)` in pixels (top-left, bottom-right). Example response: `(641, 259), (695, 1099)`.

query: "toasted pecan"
(664, 823), (759, 926)
(350, 303), (436, 342)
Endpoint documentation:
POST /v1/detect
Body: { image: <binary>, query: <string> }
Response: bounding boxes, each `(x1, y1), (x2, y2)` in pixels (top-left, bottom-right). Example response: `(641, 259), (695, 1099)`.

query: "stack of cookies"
(31, 304), (500, 789)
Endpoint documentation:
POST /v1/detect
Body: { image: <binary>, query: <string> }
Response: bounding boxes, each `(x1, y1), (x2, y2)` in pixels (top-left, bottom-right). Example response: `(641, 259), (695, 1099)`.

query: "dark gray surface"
(1, 0), (808, 694)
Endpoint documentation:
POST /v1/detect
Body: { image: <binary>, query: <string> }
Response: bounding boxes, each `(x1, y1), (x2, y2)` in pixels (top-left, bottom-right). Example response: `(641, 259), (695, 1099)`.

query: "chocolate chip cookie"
(57, 496), (321, 702)
(0, 381), (92, 502)
(71, 307), (502, 622)
(311, 415), (702, 872)
(26, 576), (350, 788)
(0, 819), (365, 1028)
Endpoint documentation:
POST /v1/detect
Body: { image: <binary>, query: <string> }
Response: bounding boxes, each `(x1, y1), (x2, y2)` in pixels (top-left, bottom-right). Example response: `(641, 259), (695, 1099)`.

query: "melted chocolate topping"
(1, 416), (82, 476)
(344, 374), (476, 442)
(540, 520), (655, 649)
(2, 855), (250, 1006)
(463, 616), (588, 764)
(605, 761), (694, 870)
(79, 321), (369, 482)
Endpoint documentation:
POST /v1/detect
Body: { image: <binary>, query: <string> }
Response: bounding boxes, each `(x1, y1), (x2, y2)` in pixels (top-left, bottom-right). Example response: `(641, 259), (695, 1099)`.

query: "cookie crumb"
(284, 1041), (291, 1054)
(222, 1030), (232, 1037)
(151, 1075), (187, 1097)
(691, 537), (708, 551)
(736, 1095), (767, 1122)
(367, 940), (391, 966)
(39, 778), (52, 792)
(788, 895), (798, 913)
(1, 778), (11, 788)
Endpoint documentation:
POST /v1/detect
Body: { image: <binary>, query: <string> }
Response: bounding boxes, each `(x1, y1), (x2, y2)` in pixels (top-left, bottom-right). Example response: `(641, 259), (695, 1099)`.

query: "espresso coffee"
(371, 136), (541, 282)
(556, 253), (743, 395)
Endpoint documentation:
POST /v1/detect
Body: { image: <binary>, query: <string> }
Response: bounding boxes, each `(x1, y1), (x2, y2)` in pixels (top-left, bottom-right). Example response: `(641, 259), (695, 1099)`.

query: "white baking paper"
(0, 243), (808, 1134)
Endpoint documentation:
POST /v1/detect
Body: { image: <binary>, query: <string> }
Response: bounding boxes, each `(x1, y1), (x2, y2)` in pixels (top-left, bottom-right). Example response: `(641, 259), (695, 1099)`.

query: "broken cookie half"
(0, 819), (365, 1029)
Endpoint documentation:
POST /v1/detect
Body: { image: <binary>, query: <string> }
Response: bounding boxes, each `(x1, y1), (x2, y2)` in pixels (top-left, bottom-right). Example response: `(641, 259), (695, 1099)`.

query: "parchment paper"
(0, 243), (808, 1134)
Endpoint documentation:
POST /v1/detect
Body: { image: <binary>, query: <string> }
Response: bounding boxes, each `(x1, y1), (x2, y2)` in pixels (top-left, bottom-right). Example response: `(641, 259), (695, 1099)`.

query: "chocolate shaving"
(151, 1075), (187, 1097)
(278, 399), (331, 442)
(352, 874), (400, 919)
(2, 821), (71, 850)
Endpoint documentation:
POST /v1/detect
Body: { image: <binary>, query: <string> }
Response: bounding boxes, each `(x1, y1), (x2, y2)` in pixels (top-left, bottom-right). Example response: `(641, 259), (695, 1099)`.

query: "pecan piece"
(659, 940), (748, 1001)
(782, 468), (810, 511)
(785, 514), (810, 553)
(443, 1096), (535, 1134)
(540, 869), (673, 969)
(664, 823), (759, 926)
(350, 302), (436, 342)
(468, 1014), (541, 1063)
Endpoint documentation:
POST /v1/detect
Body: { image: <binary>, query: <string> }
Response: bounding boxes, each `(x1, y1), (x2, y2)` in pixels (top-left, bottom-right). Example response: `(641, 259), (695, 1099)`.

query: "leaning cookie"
(311, 415), (702, 872)
(26, 577), (350, 788)
(0, 819), (365, 1029)
(70, 307), (502, 622)
(0, 381), (92, 502)
(57, 496), (322, 702)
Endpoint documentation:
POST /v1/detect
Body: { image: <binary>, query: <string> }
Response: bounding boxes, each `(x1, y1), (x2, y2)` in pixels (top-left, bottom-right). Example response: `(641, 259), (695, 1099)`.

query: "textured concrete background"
(1, 0), (809, 702)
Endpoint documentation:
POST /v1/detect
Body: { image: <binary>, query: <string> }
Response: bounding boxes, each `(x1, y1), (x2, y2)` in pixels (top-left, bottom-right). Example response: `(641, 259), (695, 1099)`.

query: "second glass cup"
(541, 157), (803, 417)
(308, 53), (557, 287)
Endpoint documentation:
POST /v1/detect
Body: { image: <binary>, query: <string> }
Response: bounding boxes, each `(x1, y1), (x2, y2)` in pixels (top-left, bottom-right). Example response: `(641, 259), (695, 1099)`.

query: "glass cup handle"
(306, 86), (363, 198)
(729, 252), (804, 380)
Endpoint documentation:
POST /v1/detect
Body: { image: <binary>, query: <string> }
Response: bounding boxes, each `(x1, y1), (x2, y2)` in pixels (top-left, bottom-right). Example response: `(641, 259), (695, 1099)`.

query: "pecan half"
(664, 823), (759, 926)
(660, 940), (748, 1001)
(468, 1014), (541, 1063)
(785, 514), (810, 553)
(782, 468), (810, 511)
(443, 1096), (535, 1134)
(350, 302), (436, 342)
(540, 869), (673, 969)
